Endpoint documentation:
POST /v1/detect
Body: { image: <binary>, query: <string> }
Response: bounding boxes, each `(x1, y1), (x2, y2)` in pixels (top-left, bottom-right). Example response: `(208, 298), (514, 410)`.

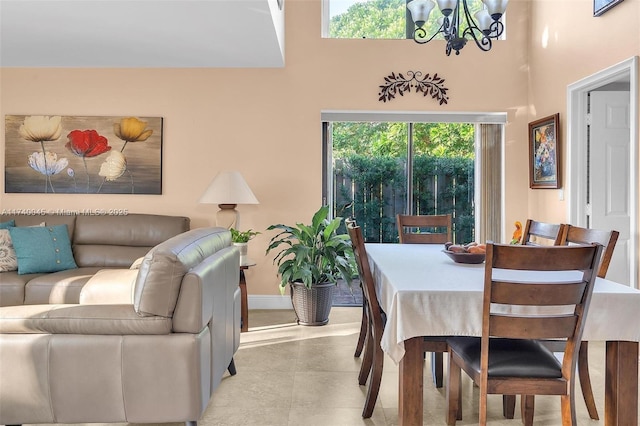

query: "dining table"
(365, 242), (640, 426)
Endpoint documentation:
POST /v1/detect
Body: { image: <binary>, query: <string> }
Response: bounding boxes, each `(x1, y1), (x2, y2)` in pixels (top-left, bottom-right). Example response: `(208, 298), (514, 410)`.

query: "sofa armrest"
(0, 304), (171, 335)
(172, 245), (239, 333)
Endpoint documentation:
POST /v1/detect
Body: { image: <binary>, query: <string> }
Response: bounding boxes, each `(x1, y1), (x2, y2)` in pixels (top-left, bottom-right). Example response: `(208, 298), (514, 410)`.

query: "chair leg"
(560, 393), (577, 426)
(502, 395), (516, 419)
(354, 301), (367, 357)
(362, 342), (383, 418)
(446, 353), (461, 425)
(479, 384), (490, 426)
(185, 421), (197, 426)
(521, 395), (534, 426)
(431, 351), (444, 388)
(227, 358), (237, 376)
(578, 341), (600, 420)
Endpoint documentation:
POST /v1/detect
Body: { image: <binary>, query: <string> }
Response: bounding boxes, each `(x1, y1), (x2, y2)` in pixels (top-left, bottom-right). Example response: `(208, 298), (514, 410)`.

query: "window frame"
(321, 110), (507, 241)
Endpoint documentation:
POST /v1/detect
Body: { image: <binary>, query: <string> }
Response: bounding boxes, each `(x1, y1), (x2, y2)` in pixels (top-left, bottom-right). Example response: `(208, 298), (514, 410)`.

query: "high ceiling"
(0, 0), (285, 68)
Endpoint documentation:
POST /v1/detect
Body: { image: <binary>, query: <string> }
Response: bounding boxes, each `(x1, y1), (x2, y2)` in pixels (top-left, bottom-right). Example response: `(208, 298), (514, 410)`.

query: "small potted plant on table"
(265, 205), (354, 326)
(230, 228), (260, 265)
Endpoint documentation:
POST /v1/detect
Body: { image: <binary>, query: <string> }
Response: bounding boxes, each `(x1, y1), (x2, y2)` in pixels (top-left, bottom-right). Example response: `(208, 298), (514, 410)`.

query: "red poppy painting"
(4, 115), (163, 194)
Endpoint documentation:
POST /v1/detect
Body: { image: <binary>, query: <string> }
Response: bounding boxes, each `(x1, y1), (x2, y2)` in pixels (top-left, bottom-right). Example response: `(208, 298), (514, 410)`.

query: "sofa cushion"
(0, 304), (171, 334)
(72, 214), (190, 268)
(0, 271), (41, 306)
(80, 269), (138, 305)
(134, 227), (231, 318)
(1, 215), (76, 239)
(24, 267), (102, 304)
(0, 230), (18, 272)
(9, 225), (77, 275)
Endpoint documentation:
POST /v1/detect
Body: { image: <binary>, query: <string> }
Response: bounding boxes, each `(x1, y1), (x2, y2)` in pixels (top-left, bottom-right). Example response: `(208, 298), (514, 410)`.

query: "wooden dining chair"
(503, 218), (567, 417)
(505, 224), (620, 420)
(396, 213), (452, 244)
(562, 225), (619, 280)
(520, 218), (566, 246)
(395, 213), (452, 388)
(446, 242), (602, 426)
(347, 222), (450, 418)
(559, 225), (619, 420)
(347, 222), (386, 418)
(345, 218), (367, 358)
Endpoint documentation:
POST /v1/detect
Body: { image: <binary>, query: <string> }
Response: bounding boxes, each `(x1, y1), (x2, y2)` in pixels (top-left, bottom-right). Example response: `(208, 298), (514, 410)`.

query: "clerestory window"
(322, 0), (505, 44)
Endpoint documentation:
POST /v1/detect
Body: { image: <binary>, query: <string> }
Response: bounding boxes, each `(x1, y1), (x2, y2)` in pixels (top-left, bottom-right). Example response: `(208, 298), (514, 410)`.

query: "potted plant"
(265, 205), (354, 326)
(230, 228), (260, 265)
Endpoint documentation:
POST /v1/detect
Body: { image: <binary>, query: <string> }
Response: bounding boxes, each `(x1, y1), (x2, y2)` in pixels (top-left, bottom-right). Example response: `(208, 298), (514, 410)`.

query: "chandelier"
(406, 0), (509, 56)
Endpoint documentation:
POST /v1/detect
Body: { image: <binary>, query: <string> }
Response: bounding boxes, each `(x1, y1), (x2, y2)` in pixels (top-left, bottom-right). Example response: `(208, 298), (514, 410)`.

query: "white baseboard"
(248, 295), (293, 310)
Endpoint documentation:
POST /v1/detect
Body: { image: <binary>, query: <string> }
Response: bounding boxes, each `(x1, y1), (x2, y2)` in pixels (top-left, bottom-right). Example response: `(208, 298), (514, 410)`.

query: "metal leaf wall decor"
(378, 70), (449, 104)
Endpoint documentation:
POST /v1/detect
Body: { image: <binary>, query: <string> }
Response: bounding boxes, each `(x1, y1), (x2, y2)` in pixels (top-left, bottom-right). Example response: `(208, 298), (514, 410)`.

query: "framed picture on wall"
(4, 115), (163, 194)
(529, 113), (560, 189)
(594, 0), (624, 16)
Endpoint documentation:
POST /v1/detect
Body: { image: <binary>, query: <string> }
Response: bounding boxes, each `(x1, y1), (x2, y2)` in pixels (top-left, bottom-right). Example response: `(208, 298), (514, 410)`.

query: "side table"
(239, 259), (256, 332)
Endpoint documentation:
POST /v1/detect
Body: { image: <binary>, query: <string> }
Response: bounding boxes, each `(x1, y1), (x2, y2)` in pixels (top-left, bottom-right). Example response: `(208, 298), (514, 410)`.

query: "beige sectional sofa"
(0, 213), (241, 426)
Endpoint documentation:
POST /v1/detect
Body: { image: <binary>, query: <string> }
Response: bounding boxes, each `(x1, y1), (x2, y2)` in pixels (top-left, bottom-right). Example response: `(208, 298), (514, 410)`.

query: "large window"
(322, 111), (506, 244)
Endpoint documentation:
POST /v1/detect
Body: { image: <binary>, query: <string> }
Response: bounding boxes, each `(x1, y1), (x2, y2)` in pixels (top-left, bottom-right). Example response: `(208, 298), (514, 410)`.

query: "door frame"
(566, 56), (639, 288)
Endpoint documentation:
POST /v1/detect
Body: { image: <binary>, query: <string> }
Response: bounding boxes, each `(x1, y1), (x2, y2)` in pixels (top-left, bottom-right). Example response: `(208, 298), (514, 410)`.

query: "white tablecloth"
(366, 243), (640, 364)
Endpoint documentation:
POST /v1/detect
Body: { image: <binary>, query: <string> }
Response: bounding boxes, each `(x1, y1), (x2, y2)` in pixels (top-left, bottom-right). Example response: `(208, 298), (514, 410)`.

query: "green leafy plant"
(265, 205), (355, 293)
(230, 228), (261, 243)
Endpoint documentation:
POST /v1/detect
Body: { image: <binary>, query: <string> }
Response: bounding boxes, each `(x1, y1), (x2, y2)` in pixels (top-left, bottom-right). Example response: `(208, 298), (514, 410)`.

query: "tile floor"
(201, 307), (640, 426)
(26, 307), (639, 426)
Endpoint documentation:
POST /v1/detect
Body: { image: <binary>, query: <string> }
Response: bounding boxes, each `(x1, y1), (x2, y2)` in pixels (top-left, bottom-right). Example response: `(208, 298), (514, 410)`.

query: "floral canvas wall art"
(4, 115), (163, 194)
(528, 113), (560, 189)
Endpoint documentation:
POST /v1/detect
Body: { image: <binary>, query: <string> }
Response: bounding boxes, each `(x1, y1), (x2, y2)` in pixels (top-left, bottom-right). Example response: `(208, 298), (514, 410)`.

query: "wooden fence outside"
(333, 156), (475, 243)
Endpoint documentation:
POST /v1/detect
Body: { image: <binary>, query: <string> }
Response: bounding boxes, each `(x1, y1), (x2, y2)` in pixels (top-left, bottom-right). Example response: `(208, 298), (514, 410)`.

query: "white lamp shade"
(482, 0), (509, 17)
(407, 0), (435, 25)
(199, 171), (259, 205)
(474, 9), (493, 31)
(436, 0), (457, 14)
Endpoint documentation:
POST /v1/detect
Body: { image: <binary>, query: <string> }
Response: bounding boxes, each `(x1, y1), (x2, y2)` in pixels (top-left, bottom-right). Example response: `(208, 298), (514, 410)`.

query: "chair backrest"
(482, 242), (602, 375)
(520, 219), (565, 246)
(396, 214), (452, 244)
(561, 225), (619, 278)
(347, 222), (384, 333)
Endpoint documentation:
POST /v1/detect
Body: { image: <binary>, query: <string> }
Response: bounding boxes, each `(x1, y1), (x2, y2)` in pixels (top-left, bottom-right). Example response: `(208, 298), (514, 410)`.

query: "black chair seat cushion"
(447, 336), (562, 378)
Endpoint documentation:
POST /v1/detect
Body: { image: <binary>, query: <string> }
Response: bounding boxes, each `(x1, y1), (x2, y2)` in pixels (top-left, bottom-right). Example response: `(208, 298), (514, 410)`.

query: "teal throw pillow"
(0, 220), (15, 229)
(8, 225), (77, 275)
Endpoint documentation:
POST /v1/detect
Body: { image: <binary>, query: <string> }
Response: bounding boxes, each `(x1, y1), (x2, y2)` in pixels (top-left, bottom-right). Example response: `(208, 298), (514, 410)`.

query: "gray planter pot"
(289, 281), (335, 326)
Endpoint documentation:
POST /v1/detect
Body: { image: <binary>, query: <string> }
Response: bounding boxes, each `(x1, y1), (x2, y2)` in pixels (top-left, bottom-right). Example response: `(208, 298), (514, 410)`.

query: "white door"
(590, 91), (631, 285)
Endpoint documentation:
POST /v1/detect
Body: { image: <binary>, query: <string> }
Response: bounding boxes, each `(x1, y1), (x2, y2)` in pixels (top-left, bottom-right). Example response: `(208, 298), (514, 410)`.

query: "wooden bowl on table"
(442, 242), (486, 264)
(442, 249), (486, 264)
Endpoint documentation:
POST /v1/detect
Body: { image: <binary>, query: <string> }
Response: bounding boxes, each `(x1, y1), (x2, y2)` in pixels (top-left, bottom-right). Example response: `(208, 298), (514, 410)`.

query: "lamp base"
(216, 204), (239, 229)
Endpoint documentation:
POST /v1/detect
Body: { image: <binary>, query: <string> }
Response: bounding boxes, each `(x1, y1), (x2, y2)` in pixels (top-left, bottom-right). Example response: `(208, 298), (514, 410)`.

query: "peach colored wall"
(527, 0), (640, 223)
(1, 0), (531, 296)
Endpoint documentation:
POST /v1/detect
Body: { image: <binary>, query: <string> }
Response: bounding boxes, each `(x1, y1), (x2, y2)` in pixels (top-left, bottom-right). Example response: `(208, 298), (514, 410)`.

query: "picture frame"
(594, 0), (624, 16)
(5, 115), (163, 194)
(529, 113), (560, 189)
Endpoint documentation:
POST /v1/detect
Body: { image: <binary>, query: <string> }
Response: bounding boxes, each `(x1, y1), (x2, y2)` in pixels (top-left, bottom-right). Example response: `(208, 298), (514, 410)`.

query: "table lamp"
(199, 171), (259, 229)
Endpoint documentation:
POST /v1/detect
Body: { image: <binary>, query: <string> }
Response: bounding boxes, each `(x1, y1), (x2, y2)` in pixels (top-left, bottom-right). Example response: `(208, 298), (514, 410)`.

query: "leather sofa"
(0, 213), (241, 425)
